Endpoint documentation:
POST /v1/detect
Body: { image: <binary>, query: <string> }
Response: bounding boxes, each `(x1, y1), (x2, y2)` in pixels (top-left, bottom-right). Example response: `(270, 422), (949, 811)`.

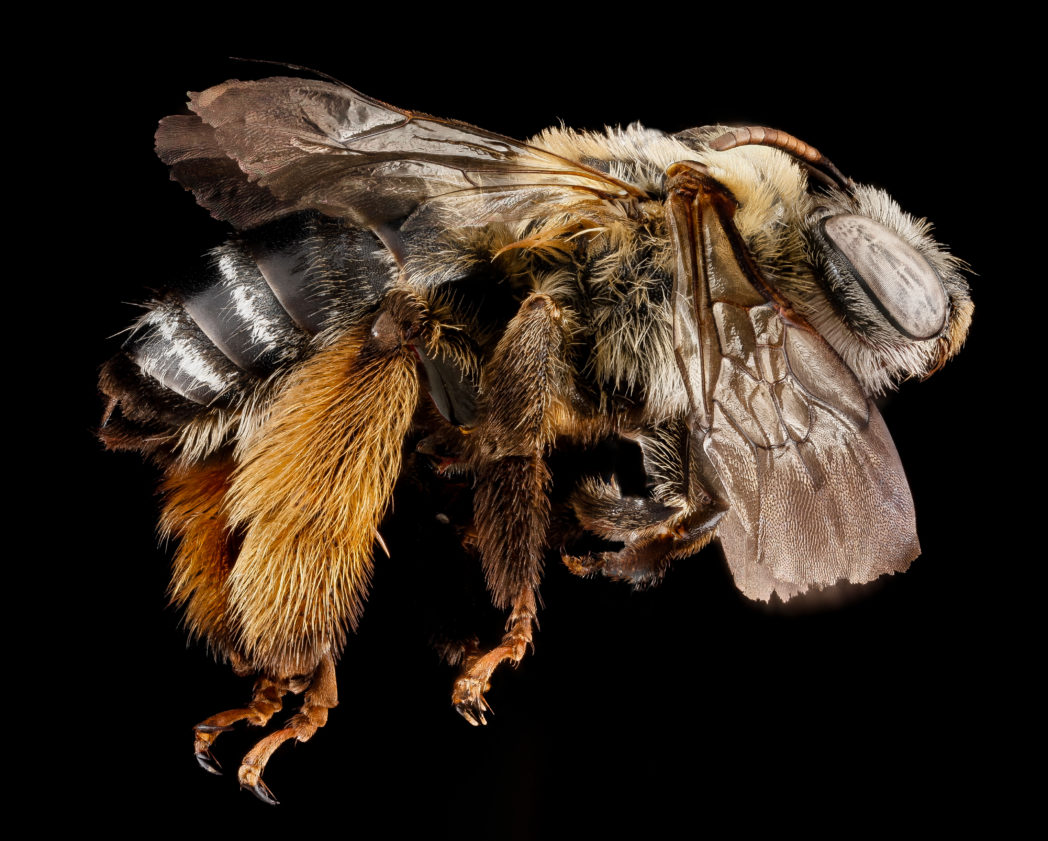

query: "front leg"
(565, 421), (726, 587)
(563, 520), (720, 587)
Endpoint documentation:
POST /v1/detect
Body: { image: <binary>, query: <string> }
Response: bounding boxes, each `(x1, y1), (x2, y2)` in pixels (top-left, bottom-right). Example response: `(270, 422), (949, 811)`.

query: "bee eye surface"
(820, 214), (947, 340)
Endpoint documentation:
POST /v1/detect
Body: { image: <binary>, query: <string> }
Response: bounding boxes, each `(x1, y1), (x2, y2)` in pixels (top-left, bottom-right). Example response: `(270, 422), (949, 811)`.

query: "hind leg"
(160, 457), (276, 772)
(189, 655), (337, 805)
(235, 654), (338, 805)
(193, 675), (290, 775)
(160, 456), (278, 772)
(161, 456), (239, 653)
(160, 315), (419, 799)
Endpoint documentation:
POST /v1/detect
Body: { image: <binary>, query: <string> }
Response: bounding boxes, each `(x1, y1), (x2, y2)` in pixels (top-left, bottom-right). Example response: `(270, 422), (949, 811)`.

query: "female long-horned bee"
(99, 77), (971, 804)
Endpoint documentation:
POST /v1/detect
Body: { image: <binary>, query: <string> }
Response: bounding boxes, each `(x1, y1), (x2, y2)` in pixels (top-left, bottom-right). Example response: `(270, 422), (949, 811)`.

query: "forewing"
(154, 114), (300, 229)
(707, 316), (918, 602)
(156, 77), (643, 230)
(670, 175), (918, 602)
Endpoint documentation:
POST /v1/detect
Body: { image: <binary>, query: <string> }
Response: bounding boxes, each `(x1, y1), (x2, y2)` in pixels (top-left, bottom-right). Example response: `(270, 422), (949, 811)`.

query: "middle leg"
(452, 292), (571, 723)
(453, 455), (548, 724)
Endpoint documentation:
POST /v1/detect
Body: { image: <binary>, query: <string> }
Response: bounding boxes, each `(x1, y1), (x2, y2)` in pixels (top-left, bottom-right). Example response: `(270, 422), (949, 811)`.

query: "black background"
(69, 25), (1012, 834)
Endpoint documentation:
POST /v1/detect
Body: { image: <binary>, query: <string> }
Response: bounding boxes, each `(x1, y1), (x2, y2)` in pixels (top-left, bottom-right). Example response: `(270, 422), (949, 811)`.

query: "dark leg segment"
(564, 520), (719, 587)
(452, 293), (569, 723)
(453, 454), (548, 724)
(565, 422), (726, 587)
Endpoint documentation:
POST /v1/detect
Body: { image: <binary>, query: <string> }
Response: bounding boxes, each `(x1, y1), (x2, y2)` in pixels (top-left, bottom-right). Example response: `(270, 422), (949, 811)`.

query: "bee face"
(799, 183), (973, 395)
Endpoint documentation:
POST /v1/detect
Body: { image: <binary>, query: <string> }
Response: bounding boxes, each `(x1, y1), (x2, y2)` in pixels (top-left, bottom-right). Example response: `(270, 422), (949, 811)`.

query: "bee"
(99, 75), (971, 804)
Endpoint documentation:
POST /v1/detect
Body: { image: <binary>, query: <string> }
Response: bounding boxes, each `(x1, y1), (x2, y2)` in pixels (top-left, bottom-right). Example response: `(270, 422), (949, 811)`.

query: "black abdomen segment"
(100, 215), (396, 456)
(122, 214), (394, 408)
(102, 212), (498, 455)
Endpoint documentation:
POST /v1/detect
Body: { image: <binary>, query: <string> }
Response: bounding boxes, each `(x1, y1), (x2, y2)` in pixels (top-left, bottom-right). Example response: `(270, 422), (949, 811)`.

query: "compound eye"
(821, 214), (947, 340)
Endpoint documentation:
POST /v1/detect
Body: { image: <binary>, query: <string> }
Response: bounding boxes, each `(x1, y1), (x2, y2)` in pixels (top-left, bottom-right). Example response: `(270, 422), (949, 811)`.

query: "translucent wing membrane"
(667, 167), (918, 602)
(157, 77), (645, 231)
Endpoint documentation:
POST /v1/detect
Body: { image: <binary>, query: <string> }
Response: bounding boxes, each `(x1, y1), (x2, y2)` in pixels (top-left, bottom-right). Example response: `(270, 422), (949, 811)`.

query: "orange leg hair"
(225, 325), (419, 677)
(160, 457), (238, 656)
(168, 313), (419, 802)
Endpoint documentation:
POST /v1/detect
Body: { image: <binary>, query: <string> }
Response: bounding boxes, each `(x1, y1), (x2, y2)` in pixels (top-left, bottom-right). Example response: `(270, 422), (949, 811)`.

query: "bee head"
(696, 126), (972, 396)
(802, 183), (972, 394)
